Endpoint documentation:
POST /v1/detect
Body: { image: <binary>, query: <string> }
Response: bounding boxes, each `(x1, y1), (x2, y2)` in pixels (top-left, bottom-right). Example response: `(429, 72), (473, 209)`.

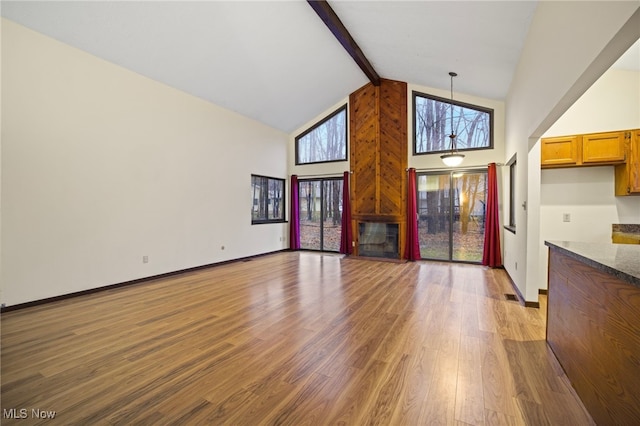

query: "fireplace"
(358, 222), (399, 259)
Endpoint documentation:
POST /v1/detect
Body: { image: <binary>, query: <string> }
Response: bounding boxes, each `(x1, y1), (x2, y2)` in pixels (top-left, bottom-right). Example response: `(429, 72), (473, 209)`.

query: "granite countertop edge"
(545, 240), (640, 288)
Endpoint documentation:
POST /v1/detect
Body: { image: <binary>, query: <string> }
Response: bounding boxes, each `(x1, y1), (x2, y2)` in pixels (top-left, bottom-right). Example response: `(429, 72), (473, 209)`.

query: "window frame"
(295, 105), (348, 165)
(505, 155), (517, 234)
(415, 168), (489, 264)
(297, 176), (344, 252)
(251, 174), (286, 225)
(412, 91), (494, 156)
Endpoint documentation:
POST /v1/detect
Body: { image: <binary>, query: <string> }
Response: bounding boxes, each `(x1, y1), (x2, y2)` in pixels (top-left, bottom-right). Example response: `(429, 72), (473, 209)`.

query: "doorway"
(298, 178), (343, 252)
(416, 169), (487, 262)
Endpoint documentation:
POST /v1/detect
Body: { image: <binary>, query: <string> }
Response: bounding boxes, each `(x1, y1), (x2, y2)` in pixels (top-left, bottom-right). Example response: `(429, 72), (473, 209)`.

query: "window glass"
(251, 175), (285, 224)
(295, 106), (347, 165)
(413, 92), (493, 155)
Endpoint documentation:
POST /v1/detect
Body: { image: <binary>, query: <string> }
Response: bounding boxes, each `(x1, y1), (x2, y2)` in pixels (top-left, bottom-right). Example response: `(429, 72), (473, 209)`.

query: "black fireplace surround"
(358, 222), (399, 259)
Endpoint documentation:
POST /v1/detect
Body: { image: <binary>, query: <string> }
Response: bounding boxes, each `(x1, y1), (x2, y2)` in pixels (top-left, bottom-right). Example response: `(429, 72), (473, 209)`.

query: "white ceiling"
(1, 1), (637, 134)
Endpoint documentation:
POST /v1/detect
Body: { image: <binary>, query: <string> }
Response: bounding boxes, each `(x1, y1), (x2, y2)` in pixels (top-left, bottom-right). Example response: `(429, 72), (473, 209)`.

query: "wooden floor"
(1, 252), (593, 425)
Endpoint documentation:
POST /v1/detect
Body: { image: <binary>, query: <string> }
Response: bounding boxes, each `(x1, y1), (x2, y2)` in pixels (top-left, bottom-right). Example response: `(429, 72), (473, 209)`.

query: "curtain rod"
(293, 164), (505, 177)
(292, 171), (351, 179)
(407, 163), (504, 173)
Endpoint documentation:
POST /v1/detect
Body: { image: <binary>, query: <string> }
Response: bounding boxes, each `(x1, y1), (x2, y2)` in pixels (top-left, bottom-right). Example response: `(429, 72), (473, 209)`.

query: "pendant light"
(440, 71), (465, 167)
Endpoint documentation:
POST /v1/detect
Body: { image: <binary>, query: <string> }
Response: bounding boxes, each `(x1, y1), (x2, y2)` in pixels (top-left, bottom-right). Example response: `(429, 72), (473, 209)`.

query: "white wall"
(1, 20), (289, 307)
(0, 18), (3, 304)
(537, 67), (640, 290)
(505, 2), (639, 302)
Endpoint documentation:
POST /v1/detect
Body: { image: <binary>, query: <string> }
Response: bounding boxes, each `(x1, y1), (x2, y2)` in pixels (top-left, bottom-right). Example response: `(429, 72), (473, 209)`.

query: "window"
(505, 155), (516, 233)
(251, 175), (285, 224)
(413, 91), (493, 155)
(295, 105), (347, 165)
(416, 169), (488, 263)
(298, 178), (343, 252)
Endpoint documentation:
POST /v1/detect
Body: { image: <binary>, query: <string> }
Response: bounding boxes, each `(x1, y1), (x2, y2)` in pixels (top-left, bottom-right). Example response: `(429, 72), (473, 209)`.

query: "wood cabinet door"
(630, 130), (640, 193)
(541, 136), (579, 167)
(614, 130), (640, 196)
(582, 131), (625, 164)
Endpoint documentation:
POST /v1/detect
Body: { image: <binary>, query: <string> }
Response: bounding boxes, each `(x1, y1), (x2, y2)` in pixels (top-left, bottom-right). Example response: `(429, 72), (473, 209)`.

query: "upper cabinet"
(541, 135), (580, 167)
(615, 130), (640, 196)
(582, 131), (626, 164)
(541, 130), (628, 169)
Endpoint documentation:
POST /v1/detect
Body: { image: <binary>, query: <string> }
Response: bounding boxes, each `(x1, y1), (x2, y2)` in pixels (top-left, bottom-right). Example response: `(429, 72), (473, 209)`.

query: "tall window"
(251, 175), (285, 224)
(295, 105), (347, 165)
(506, 155), (516, 233)
(298, 177), (343, 252)
(416, 169), (488, 263)
(413, 91), (493, 155)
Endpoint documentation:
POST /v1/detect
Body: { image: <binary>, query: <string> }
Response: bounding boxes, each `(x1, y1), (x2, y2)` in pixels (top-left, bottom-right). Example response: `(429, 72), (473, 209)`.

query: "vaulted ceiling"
(2, 1), (637, 134)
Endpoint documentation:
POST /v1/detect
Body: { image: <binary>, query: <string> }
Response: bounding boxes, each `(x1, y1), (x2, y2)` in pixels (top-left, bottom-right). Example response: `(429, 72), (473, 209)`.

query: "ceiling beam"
(307, 0), (381, 86)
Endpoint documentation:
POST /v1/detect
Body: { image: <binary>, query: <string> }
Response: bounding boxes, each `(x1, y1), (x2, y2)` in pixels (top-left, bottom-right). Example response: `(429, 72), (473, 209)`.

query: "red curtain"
(482, 163), (502, 267)
(289, 175), (300, 250)
(404, 168), (421, 261)
(340, 171), (353, 254)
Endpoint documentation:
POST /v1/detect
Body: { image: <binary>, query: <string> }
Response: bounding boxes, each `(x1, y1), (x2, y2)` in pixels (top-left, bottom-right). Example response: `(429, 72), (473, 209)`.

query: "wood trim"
(503, 267), (541, 308)
(0, 250), (289, 313)
(306, 0), (380, 86)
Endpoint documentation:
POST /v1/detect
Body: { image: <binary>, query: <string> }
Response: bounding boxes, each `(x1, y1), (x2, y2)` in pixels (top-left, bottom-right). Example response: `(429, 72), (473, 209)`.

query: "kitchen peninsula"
(545, 240), (640, 425)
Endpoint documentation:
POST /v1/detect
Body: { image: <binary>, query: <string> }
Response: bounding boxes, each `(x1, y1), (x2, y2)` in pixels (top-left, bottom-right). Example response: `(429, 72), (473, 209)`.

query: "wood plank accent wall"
(546, 248), (640, 424)
(349, 79), (408, 257)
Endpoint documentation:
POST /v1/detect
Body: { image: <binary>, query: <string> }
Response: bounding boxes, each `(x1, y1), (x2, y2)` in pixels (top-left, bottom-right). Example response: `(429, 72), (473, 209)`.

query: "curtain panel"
(404, 168), (421, 261)
(340, 171), (353, 254)
(482, 163), (502, 267)
(289, 175), (300, 250)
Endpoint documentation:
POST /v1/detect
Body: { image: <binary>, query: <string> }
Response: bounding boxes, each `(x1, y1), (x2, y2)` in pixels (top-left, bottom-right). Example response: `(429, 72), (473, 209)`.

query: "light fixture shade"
(441, 153), (465, 167)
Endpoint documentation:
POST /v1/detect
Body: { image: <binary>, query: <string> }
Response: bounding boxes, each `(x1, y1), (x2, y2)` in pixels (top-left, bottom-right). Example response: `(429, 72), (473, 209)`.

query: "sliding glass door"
(416, 169), (487, 263)
(298, 178), (343, 252)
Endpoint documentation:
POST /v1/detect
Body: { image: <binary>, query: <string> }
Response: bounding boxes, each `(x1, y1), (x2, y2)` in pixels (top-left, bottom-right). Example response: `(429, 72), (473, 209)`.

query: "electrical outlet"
(563, 213), (571, 222)
(515, 261), (518, 270)
(221, 245), (225, 250)
(143, 255), (149, 264)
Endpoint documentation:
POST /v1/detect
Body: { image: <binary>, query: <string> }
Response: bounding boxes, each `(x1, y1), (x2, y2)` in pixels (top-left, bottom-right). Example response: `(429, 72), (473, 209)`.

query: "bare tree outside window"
(296, 106), (347, 165)
(298, 178), (343, 252)
(251, 175), (285, 224)
(413, 92), (493, 155)
(416, 170), (488, 262)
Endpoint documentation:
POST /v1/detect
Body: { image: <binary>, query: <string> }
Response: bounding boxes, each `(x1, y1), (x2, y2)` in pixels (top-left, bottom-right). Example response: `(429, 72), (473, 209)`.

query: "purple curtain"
(289, 175), (300, 250)
(340, 171), (353, 254)
(482, 163), (502, 267)
(404, 168), (421, 261)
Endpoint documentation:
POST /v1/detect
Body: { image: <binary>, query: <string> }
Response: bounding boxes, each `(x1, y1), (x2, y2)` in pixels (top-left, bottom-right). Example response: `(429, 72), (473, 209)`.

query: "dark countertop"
(545, 241), (640, 288)
(612, 224), (640, 234)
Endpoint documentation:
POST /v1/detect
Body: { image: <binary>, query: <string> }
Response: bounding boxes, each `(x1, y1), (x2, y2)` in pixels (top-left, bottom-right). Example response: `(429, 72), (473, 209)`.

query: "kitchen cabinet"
(540, 135), (580, 167)
(546, 241), (640, 425)
(582, 131), (626, 164)
(541, 130), (628, 169)
(615, 130), (640, 196)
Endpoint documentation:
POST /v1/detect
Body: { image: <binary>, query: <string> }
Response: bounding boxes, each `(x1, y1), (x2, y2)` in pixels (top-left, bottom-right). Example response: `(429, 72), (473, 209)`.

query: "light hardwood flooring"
(1, 252), (593, 425)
